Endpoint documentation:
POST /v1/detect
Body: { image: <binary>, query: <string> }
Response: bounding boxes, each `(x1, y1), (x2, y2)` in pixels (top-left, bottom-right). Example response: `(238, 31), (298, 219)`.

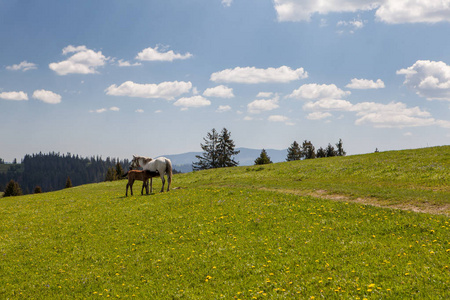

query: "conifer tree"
(316, 147), (327, 158)
(326, 143), (337, 157)
(65, 176), (73, 188)
(217, 128), (240, 168)
(255, 149), (272, 165)
(302, 140), (316, 159)
(193, 128), (220, 170)
(286, 141), (302, 161)
(336, 139), (346, 156)
(34, 186), (42, 193)
(115, 162), (124, 178)
(3, 180), (22, 197)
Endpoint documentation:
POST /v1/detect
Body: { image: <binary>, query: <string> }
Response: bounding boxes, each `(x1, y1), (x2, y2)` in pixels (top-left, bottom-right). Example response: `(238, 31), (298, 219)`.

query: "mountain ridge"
(164, 147), (287, 173)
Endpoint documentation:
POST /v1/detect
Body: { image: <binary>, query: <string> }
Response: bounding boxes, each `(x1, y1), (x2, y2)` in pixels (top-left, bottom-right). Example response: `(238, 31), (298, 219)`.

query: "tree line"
(0, 152), (131, 195)
(192, 128), (346, 169)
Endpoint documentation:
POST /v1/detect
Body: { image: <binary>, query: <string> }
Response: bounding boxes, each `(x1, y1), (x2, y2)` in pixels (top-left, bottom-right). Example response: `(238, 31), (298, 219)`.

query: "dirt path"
(260, 187), (450, 217)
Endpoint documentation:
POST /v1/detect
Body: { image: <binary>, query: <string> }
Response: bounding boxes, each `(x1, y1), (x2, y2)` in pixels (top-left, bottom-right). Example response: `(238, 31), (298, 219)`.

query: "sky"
(1, 0), (450, 163)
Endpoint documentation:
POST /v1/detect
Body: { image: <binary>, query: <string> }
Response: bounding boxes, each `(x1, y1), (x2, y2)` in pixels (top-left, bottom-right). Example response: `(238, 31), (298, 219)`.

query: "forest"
(0, 152), (131, 194)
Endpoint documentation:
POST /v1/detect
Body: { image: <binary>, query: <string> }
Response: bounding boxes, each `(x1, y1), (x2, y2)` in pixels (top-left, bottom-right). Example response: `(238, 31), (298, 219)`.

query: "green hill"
(1, 147), (449, 298)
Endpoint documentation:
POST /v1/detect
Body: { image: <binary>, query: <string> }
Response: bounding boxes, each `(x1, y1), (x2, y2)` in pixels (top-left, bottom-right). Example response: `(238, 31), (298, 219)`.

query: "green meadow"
(1, 146), (449, 299)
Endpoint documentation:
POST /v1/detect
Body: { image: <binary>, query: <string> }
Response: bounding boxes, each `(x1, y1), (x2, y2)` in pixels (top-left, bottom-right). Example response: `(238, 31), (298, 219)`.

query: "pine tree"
(286, 141), (302, 161)
(104, 168), (116, 181)
(193, 128), (220, 170)
(3, 180), (22, 197)
(115, 162), (124, 178)
(316, 147), (327, 158)
(217, 128), (240, 168)
(65, 176), (73, 188)
(255, 149), (272, 165)
(326, 143), (337, 157)
(302, 140), (316, 159)
(336, 139), (346, 156)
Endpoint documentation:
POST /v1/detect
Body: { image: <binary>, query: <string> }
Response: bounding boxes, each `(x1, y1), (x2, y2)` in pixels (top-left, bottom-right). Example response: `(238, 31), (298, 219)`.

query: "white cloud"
(6, 61), (37, 72)
(307, 112), (332, 120)
(32, 89), (61, 104)
(90, 108), (107, 113)
(105, 81), (192, 100)
(256, 92), (274, 98)
(304, 99), (353, 111)
(247, 95), (280, 114)
(268, 115), (295, 125)
(346, 78), (385, 89)
(397, 60), (450, 101)
(136, 45), (192, 62)
(288, 83), (350, 99)
(0, 91), (28, 101)
(216, 105), (232, 112)
(268, 115), (289, 122)
(211, 66), (308, 84)
(174, 95), (211, 108)
(49, 45), (109, 75)
(273, 0), (450, 24)
(222, 0), (233, 7)
(117, 59), (141, 67)
(273, 0), (379, 22)
(136, 109), (144, 113)
(203, 85), (235, 98)
(375, 0), (450, 24)
(337, 17), (366, 33)
(89, 107), (119, 113)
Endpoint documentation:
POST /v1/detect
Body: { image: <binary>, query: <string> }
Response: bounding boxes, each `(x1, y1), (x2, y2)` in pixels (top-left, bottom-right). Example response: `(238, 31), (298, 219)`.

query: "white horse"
(131, 155), (173, 192)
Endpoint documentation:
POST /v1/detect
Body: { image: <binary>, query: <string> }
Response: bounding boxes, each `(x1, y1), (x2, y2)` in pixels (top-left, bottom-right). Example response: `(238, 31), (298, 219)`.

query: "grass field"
(0, 146), (449, 299)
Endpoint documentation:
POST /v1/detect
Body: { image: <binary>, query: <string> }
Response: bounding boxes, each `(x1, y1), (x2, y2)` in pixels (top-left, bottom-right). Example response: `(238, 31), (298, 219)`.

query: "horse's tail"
(122, 171), (128, 178)
(165, 158), (173, 187)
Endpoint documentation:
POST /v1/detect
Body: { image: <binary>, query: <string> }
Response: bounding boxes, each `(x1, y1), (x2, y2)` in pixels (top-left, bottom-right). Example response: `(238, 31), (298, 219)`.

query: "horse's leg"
(160, 174), (165, 193)
(167, 174), (171, 192)
(146, 179), (149, 195)
(150, 178), (153, 193)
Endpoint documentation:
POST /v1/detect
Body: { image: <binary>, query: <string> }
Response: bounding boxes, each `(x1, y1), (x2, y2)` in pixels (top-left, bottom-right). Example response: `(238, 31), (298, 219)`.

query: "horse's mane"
(134, 155), (153, 164)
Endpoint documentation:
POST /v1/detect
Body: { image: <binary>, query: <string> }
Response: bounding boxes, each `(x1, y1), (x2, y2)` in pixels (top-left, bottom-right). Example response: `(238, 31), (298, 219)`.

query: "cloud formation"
(105, 81), (192, 100)
(174, 95), (211, 109)
(0, 91), (28, 101)
(397, 60), (450, 101)
(211, 66), (308, 84)
(6, 61), (37, 72)
(216, 105), (232, 113)
(273, 0), (450, 24)
(49, 45), (108, 75)
(288, 83), (350, 99)
(32, 89), (61, 104)
(136, 45), (192, 62)
(203, 85), (234, 98)
(346, 78), (385, 89)
(247, 95), (280, 114)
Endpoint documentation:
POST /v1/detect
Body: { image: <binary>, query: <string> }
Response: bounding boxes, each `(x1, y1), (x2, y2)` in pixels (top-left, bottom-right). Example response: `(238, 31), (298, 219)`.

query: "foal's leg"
(130, 179), (134, 196)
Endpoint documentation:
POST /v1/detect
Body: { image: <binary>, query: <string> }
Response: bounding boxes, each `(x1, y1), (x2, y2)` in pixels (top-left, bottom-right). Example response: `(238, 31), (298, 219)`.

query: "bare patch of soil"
(260, 188), (450, 216)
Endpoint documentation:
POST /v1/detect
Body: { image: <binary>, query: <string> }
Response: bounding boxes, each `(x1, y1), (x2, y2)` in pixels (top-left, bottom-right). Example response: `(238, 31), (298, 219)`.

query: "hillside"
(0, 146), (449, 298)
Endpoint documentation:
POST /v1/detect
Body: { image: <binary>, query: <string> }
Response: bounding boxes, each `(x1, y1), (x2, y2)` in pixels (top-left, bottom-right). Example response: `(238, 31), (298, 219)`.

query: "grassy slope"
(0, 147), (449, 299)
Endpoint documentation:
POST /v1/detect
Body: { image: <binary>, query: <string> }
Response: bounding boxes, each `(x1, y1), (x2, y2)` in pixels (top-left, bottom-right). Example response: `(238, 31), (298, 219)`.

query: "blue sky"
(1, 0), (450, 162)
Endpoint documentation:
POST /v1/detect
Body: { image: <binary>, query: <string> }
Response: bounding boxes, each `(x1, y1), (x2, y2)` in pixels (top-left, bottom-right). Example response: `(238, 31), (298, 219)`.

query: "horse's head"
(131, 155), (140, 169)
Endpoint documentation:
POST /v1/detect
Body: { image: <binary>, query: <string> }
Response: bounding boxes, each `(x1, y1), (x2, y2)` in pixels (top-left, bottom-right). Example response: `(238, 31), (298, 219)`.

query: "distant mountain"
(165, 148), (287, 173)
